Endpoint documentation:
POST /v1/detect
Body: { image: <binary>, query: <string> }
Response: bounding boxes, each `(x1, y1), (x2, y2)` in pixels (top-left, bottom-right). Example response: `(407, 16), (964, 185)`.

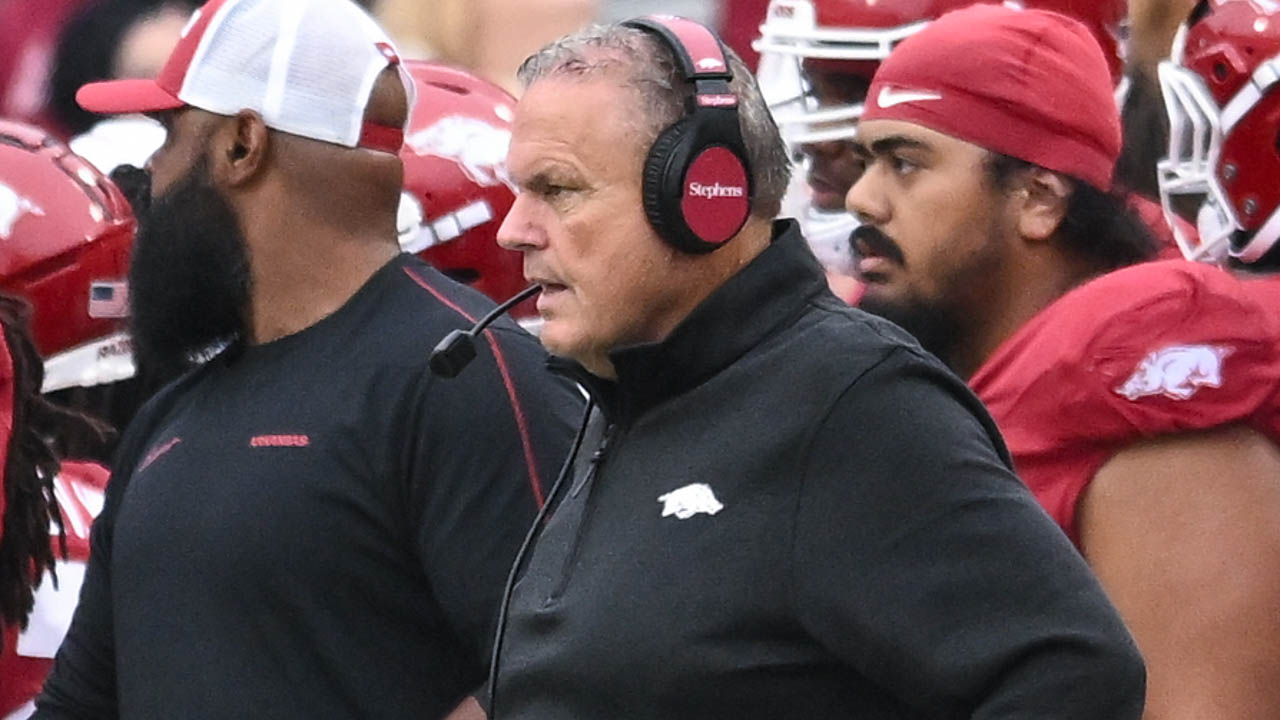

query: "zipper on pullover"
(546, 422), (616, 605)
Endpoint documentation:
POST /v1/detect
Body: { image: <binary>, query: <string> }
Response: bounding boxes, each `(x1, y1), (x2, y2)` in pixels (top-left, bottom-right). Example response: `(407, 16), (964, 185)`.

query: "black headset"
(622, 16), (754, 254)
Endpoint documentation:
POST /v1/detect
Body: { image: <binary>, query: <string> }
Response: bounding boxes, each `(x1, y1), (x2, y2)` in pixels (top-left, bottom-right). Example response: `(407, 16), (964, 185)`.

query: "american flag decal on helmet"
(88, 281), (129, 318)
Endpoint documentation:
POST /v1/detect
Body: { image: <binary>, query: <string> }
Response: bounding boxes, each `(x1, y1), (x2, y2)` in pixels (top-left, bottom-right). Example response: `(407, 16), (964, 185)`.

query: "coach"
(485, 14), (1146, 720)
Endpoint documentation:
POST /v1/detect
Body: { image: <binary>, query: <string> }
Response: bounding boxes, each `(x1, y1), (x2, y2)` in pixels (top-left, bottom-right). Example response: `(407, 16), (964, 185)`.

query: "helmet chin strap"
(1234, 203), (1280, 264)
(1191, 197), (1236, 262)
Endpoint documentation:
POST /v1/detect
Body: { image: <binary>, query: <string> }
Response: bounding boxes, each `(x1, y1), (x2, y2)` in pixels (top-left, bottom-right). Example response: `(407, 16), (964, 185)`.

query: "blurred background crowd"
(0, 0), (763, 138)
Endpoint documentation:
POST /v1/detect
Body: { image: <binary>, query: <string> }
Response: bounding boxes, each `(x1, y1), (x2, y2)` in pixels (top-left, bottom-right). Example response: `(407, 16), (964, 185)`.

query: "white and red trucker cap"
(75, 0), (412, 154)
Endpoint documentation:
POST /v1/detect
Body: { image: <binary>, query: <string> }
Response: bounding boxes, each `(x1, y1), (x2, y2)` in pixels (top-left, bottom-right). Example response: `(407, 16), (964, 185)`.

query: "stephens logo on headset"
(687, 181), (746, 199)
(681, 147), (750, 245)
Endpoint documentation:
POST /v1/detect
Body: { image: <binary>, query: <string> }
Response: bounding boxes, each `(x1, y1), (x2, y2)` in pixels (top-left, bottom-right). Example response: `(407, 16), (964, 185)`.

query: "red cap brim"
(76, 78), (185, 115)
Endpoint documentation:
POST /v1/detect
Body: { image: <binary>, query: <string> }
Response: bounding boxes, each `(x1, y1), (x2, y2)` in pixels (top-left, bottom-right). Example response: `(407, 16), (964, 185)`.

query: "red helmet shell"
(1160, 0), (1280, 261)
(0, 119), (134, 358)
(1196, 0), (1280, 248)
(1021, 0), (1127, 84)
(1179, 0), (1280, 105)
(398, 62), (532, 319)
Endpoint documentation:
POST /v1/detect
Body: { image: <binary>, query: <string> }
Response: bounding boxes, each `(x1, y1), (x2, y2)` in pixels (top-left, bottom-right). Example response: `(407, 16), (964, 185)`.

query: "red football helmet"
(0, 119), (135, 392)
(1158, 0), (1280, 264)
(397, 61), (534, 325)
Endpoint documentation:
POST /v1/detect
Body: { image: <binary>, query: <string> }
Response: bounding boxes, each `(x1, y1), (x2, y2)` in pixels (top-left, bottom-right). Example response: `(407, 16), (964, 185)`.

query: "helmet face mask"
(1157, 54), (1237, 262)
(754, 0), (909, 273)
(1157, 0), (1280, 265)
(754, 0), (924, 148)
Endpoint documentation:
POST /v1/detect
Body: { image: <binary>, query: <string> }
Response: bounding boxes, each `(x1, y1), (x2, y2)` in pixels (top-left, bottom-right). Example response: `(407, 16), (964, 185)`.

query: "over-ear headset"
(622, 16), (753, 254)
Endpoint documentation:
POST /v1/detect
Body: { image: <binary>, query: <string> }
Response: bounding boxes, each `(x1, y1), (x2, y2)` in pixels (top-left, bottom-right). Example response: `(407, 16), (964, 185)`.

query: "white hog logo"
(0, 182), (45, 239)
(658, 483), (724, 520)
(405, 115), (515, 191)
(1115, 344), (1233, 401)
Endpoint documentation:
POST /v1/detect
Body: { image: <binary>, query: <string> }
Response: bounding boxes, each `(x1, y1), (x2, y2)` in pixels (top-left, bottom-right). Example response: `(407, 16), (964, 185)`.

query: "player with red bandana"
(848, 4), (1280, 718)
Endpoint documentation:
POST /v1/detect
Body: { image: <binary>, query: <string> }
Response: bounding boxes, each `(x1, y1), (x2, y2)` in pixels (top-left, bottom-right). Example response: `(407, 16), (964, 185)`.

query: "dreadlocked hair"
(0, 293), (112, 628)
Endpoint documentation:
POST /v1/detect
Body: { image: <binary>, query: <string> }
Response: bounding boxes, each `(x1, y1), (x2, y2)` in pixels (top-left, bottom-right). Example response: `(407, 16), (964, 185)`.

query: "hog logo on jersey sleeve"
(404, 115), (515, 191)
(1115, 344), (1234, 401)
(0, 182), (45, 239)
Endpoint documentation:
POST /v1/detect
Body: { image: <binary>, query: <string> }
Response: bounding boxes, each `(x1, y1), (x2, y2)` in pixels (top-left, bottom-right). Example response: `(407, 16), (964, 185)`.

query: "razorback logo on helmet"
(0, 182), (45, 239)
(696, 57), (726, 70)
(1115, 344), (1234, 401)
(405, 115), (514, 191)
(687, 181), (745, 199)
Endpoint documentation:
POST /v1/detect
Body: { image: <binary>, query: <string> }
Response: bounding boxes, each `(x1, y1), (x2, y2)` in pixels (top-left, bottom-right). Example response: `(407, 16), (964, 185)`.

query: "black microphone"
(429, 284), (541, 378)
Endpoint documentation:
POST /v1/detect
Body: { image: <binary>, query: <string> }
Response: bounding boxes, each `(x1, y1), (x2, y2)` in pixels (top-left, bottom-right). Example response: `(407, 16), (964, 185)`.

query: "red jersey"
(970, 260), (1280, 544)
(1129, 192), (1196, 260)
(0, 460), (108, 718)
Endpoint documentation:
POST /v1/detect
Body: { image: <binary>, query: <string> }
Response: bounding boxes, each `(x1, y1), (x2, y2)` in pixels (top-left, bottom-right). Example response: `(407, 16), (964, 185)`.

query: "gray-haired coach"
(485, 14), (1146, 720)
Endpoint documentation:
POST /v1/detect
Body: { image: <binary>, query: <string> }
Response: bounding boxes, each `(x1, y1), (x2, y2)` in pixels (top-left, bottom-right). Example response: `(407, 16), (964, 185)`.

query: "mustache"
(850, 225), (906, 266)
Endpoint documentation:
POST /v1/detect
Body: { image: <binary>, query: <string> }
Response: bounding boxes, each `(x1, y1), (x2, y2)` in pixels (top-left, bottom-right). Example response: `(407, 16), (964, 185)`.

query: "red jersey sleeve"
(972, 260), (1280, 542)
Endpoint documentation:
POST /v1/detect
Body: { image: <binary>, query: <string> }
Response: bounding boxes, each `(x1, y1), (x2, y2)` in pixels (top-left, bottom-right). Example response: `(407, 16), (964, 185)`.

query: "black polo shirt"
(37, 254), (583, 719)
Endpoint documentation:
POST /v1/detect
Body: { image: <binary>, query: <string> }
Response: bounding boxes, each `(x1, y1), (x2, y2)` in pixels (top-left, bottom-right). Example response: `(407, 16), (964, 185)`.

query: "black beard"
(858, 292), (964, 368)
(127, 160), (251, 385)
(849, 225), (959, 362)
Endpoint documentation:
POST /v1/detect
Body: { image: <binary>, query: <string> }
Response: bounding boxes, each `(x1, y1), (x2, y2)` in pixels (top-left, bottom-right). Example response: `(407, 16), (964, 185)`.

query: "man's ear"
(211, 110), (270, 187)
(1014, 168), (1073, 244)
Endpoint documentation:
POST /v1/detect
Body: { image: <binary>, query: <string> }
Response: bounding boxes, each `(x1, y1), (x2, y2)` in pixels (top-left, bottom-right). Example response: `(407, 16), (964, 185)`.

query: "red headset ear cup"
(642, 117), (696, 249)
(642, 115), (751, 254)
(680, 145), (750, 244)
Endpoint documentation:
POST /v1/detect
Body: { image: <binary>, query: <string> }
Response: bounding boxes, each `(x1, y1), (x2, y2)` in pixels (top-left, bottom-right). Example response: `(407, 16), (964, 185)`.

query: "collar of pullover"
(550, 219), (829, 422)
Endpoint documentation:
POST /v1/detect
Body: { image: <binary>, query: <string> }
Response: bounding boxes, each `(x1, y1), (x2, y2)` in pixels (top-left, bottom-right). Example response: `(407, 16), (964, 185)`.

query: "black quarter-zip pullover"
(491, 220), (1145, 720)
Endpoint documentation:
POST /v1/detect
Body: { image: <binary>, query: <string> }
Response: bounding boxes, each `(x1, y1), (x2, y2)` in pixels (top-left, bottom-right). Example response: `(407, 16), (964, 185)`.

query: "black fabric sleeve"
(792, 348), (1146, 719)
(409, 325), (582, 678)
